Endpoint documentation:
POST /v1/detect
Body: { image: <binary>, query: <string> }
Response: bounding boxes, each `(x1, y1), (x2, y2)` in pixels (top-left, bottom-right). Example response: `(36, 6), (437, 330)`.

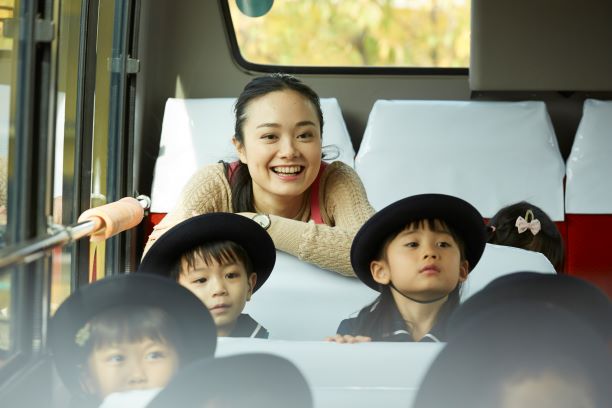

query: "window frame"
(0, 0), (54, 382)
(219, 0), (469, 76)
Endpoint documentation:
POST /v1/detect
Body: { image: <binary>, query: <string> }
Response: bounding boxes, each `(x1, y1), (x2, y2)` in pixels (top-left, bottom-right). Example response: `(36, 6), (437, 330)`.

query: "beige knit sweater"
(144, 161), (375, 276)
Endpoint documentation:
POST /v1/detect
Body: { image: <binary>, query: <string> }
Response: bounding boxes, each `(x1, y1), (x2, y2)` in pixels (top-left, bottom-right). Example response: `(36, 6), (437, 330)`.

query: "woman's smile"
(236, 89), (322, 204)
(271, 165), (306, 180)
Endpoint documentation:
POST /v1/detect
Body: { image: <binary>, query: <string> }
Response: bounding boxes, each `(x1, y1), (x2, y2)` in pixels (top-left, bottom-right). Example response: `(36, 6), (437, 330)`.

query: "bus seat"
(149, 97), (355, 214)
(243, 251), (378, 341)
(355, 100), (565, 222)
(216, 338), (443, 408)
(242, 246), (555, 341)
(565, 99), (612, 297)
(462, 244), (556, 301)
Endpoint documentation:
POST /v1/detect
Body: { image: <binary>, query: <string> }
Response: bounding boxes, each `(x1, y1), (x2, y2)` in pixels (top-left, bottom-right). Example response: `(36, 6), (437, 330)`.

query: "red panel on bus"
(565, 214), (612, 298)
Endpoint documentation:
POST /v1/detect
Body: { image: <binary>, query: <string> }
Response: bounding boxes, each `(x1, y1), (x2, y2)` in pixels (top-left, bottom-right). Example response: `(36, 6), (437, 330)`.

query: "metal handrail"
(0, 220), (96, 269)
(0, 195), (151, 270)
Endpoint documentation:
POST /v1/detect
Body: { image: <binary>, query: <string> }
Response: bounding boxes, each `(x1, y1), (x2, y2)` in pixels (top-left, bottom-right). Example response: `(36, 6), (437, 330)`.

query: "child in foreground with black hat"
(49, 273), (216, 407)
(138, 212), (276, 339)
(326, 194), (486, 343)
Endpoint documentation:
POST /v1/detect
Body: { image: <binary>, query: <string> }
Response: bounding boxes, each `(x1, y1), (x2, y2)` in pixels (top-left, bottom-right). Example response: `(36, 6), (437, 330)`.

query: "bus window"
(50, 0), (84, 314)
(224, 0), (470, 70)
(0, 0), (15, 361)
(0, 0), (13, 242)
(0, 271), (8, 357)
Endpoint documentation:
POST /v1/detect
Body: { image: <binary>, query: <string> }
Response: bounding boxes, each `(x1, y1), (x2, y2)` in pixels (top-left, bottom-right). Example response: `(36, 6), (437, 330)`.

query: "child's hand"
(324, 334), (372, 343)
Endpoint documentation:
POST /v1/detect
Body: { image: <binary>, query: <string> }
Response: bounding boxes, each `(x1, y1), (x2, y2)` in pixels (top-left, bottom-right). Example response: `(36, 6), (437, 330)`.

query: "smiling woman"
(144, 74), (374, 276)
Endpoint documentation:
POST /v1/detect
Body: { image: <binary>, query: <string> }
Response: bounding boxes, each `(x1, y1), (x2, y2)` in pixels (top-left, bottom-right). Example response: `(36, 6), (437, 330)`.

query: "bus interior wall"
(134, 0), (610, 200)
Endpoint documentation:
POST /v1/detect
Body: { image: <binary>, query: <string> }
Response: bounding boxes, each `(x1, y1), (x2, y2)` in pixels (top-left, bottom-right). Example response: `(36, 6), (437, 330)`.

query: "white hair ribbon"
(515, 209), (541, 235)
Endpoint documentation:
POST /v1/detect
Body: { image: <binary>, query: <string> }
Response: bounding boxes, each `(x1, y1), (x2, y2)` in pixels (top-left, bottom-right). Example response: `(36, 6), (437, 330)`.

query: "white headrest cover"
(462, 244), (556, 301)
(244, 252), (378, 341)
(217, 338), (443, 408)
(565, 99), (612, 214)
(150, 98), (354, 212)
(355, 100), (565, 220)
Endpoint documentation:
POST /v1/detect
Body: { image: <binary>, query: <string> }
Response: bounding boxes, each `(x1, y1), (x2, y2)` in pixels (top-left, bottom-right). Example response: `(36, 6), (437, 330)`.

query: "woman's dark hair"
(228, 73), (324, 212)
(488, 201), (564, 272)
(354, 218), (466, 340)
(170, 240), (254, 281)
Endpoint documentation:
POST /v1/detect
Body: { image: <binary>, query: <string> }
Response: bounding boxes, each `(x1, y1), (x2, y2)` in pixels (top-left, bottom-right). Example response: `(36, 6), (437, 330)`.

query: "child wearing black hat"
(326, 194), (486, 343)
(414, 301), (612, 408)
(49, 274), (216, 407)
(138, 212), (276, 339)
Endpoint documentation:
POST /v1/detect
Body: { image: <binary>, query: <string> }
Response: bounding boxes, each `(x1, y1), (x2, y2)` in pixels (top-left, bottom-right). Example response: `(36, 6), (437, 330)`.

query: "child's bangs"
(183, 241), (253, 274)
(88, 306), (178, 350)
(405, 218), (454, 234)
(377, 218), (467, 260)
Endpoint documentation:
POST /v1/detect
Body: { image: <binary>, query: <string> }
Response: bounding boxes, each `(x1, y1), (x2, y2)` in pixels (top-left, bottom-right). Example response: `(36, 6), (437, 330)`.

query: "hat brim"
(49, 274), (217, 394)
(147, 353), (313, 408)
(447, 271), (612, 340)
(138, 213), (276, 292)
(351, 194), (486, 291)
(414, 302), (612, 408)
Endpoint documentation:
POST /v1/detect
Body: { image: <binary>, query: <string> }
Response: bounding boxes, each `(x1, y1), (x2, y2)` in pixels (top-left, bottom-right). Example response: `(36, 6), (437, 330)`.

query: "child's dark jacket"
(230, 314), (269, 339)
(336, 299), (452, 342)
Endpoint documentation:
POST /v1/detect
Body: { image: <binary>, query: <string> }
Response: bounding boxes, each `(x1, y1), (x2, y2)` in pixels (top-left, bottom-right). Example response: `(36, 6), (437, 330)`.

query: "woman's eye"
(297, 132), (313, 139)
(261, 134), (277, 140)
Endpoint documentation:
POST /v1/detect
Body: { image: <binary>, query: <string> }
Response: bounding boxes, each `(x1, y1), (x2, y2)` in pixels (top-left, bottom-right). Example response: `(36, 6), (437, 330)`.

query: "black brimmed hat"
(447, 271), (612, 341)
(138, 213), (276, 292)
(351, 194), (487, 291)
(414, 301), (612, 408)
(49, 274), (217, 394)
(148, 353), (313, 408)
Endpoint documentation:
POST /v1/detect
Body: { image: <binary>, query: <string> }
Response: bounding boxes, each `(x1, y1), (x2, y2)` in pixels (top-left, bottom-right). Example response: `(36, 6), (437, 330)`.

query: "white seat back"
(245, 246), (556, 339)
(565, 99), (612, 214)
(150, 97), (354, 212)
(244, 252), (378, 340)
(216, 338), (443, 408)
(355, 100), (565, 220)
(462, 244), (556, 301)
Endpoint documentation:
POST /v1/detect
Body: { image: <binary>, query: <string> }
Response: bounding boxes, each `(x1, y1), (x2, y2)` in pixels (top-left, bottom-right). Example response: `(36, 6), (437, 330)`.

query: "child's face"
(178, 257), (256, 336)
(499, 371), (595, 408)
(371, 220), (468, 302)
(84, 338), (178, 399)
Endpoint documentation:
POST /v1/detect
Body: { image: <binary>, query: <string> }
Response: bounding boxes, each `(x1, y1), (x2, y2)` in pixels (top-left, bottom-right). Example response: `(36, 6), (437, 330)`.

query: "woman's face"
(234, 89), (322, 202)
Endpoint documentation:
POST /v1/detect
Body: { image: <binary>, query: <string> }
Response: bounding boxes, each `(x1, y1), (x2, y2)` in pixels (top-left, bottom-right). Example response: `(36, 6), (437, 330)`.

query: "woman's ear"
(458, 260), (469, 282)
(246, 273), (257, 301)
(232, 137), (247, 164)
(370, 260), (390, 285)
